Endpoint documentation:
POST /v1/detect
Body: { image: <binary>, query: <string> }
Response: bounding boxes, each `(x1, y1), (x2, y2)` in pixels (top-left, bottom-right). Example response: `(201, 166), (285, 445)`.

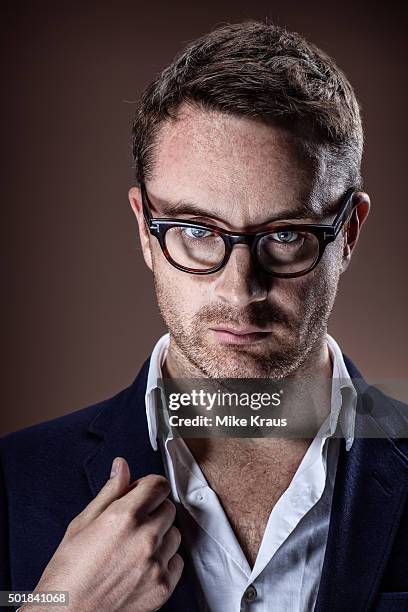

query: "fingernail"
(110, 458), (121, 478)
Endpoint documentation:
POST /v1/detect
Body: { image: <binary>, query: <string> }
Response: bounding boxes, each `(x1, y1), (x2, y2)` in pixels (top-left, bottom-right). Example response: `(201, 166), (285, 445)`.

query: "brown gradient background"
(2, 1), (407, 436)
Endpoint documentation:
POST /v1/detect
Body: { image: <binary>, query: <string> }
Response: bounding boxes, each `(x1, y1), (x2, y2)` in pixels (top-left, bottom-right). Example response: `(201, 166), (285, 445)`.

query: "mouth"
(209, 325), (273, 345)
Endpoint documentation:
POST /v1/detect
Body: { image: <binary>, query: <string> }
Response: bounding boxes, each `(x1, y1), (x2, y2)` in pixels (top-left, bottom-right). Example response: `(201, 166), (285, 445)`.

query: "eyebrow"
(154, 198), (327, 224)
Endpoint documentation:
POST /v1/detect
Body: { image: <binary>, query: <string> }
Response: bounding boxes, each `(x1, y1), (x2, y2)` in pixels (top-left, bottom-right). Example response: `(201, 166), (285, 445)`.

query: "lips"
(211, 325), (271, 334)
(209, 325), (273, 345)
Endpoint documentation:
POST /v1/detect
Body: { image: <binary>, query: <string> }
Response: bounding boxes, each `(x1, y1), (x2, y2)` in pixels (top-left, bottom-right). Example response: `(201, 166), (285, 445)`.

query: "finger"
(143, 499), (177, 544)
(69, 457), (131, 529)
(155, 526), (182, 566)
(167, 553), (184, 590)
(118, 474), (171, 516)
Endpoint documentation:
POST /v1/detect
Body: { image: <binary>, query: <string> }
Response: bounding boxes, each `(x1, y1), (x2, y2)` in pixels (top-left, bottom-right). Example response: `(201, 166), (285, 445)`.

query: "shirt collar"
(325, 333), (357, 450)
(145, 332), (357, 452)
(145, 333), (170, 451)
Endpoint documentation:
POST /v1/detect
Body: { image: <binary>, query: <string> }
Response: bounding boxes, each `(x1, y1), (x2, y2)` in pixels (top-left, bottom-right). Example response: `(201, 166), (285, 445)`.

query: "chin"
(192, 344), (300, 379)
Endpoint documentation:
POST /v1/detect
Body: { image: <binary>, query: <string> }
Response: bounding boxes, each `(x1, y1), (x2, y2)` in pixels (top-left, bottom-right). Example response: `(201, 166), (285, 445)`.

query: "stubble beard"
(152, 255), (341, 380)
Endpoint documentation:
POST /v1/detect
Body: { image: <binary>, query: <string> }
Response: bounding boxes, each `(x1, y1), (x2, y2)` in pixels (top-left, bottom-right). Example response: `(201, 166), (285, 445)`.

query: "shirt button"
(243, 584), (257, 603)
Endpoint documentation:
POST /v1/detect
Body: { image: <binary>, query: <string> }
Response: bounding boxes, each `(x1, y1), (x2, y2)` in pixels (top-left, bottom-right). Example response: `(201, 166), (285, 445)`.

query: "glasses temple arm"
(332, 190), (355, 237)
(140, 183), (153, 224)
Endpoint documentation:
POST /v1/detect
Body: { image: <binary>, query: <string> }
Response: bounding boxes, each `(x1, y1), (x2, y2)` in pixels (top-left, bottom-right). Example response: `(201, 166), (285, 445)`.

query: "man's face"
(129, 104), (367, 379)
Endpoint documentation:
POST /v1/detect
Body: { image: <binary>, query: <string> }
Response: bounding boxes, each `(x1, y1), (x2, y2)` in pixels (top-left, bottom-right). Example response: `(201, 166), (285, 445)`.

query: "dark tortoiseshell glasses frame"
(140, 183), (357, 278)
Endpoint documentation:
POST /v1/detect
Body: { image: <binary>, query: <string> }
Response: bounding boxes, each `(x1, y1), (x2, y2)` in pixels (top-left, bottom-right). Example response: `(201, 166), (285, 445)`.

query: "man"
(1, 20), (407, 612)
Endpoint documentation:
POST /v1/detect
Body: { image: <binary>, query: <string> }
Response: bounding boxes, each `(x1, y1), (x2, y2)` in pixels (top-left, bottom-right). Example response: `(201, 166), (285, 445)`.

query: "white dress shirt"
(145, 333), (357, 612)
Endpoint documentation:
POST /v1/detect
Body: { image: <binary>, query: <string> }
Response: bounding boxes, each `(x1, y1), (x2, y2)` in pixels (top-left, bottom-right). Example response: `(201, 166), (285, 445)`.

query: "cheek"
(304, 242), (343, 300)
(151, 246), (208, 313)
(275, 278), (315, 316)
(320, 238), (344, 281)
(278, 244), (342, 311)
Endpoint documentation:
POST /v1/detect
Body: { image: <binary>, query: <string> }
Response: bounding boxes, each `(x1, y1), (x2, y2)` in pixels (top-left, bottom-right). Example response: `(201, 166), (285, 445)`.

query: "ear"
(128, 186), (153, 271)
(340, 191), (371, 273)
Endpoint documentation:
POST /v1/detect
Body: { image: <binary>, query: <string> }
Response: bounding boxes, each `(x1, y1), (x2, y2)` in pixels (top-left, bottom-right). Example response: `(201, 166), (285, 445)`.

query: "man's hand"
(23, 458), (183, 612)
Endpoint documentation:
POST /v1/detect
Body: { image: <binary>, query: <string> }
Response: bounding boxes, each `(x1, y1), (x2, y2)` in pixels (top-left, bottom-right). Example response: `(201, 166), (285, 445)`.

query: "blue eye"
(183, 227), (213, 239)
(272, 230), (300, 243)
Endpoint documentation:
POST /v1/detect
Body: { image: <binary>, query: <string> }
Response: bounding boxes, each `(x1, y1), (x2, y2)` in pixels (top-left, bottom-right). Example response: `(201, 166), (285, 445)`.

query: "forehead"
(148, 103), (338, 226)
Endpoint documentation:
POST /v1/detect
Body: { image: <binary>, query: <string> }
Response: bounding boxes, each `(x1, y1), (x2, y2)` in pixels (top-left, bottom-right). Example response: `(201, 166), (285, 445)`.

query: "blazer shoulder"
(360, 385), (408, 461)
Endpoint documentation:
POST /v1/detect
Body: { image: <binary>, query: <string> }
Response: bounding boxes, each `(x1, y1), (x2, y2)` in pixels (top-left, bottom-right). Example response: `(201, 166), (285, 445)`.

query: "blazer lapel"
(315, 355), (408, 611)
(83, 357), (199, 612)
(83, 358), (164, 495)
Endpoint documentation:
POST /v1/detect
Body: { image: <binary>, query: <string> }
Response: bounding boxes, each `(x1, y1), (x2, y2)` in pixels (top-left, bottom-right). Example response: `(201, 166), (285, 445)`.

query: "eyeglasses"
(140, 183), (356, 278)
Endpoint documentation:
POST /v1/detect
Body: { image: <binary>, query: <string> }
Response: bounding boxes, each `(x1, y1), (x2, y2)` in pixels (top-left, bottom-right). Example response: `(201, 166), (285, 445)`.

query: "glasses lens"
(165, 225), (226, 271)
(257, 230), (319, 274)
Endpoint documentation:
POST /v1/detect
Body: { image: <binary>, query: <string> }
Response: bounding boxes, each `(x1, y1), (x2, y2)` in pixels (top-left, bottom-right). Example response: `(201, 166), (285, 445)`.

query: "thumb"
(70, 457), (131, 529)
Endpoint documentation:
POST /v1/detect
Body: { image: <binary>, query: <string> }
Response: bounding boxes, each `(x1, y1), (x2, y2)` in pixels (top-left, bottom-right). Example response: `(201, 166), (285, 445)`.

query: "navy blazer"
(1, 355), (407, 611)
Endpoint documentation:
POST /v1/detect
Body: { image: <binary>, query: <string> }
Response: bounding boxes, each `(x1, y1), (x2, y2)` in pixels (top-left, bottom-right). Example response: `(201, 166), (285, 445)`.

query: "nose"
(213, 244), (269, 307)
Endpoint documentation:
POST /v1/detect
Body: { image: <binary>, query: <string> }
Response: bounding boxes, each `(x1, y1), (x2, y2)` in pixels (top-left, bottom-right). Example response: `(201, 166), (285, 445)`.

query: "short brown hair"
(131, 20), (363, 188)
